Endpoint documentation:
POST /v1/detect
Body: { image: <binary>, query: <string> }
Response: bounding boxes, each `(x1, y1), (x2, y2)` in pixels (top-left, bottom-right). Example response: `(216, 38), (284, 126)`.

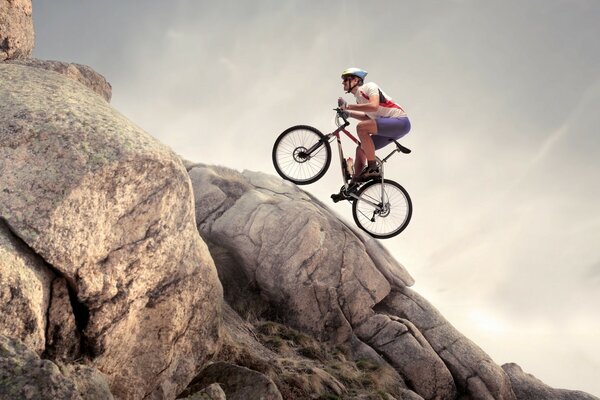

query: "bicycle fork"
(300, 138), (327, 159)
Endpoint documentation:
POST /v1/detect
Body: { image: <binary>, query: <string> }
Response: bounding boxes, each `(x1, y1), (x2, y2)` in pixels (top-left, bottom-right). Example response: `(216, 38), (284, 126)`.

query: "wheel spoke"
(272, 127), (331, 184)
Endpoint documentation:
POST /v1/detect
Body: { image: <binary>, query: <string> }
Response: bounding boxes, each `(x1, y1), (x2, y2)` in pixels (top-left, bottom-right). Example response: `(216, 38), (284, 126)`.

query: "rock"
(189, 166), (458, 399)
(45, 277), (81, 362)
(377, 287), (516, 400)
(185, 362), (282, 400)
(0, 334), (113, 400)
(7, 58), (112, 102)
(187, 165), (530, 400)
(6, 59), (112, 102)
(213, 304), (424, 399)
(189, 165), (412, 344)
(59, 363), (115, 400)
(396, 390), (426, 400)
(355, 314), (456, 400)
(0, 220), (54, 355)
(0, 63), (223, 400)
(502, 363), (599, 400)
(180, 384), (226, 400)
(0, 0), (34, 61)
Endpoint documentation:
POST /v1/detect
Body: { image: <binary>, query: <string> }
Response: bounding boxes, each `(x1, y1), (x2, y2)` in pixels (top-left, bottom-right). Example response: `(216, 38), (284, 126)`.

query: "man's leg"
(356, 120), (378, 176)
(354, 146), (367, 176)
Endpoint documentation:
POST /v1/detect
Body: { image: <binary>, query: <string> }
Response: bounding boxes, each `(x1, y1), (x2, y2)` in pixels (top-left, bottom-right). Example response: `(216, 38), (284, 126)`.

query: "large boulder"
(188, 165), (459, 400)
(0, 63), (223, 400)
(0, 0), (34, 61)
(189, 164), (412, 341)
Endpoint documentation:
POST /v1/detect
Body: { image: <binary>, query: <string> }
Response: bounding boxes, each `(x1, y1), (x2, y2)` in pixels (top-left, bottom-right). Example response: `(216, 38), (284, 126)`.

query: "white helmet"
(341, 67), (368, 81)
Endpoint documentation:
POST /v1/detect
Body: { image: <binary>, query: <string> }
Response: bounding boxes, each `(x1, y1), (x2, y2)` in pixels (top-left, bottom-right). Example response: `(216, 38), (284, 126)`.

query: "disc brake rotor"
(377, 202), (391, 218)
(293, 147), (309, 163)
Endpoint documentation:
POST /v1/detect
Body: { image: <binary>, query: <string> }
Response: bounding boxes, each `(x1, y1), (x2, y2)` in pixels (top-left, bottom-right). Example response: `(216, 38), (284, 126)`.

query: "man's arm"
(347, 110), (370, 121)
(347, 91), (379, 113)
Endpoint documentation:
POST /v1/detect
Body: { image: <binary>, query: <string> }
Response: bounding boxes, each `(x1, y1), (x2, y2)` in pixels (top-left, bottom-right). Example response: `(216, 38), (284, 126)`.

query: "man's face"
(342, 75), (357, 92)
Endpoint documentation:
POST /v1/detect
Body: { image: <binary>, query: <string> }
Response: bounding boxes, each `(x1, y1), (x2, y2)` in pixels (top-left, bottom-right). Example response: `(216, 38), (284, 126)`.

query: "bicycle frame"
(329, 121), (360, 182)
(307, 110), (410, 209)
(300, 119), (359, 187)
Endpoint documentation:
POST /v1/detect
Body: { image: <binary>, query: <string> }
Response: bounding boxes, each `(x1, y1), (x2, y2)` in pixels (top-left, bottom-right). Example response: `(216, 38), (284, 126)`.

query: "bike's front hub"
(293, 147), (310, 163)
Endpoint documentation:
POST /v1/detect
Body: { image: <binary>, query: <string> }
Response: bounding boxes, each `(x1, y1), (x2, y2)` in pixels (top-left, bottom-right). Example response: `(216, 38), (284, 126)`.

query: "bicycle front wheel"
(352, 179), (412, 239)
(272, 125), (331, 185)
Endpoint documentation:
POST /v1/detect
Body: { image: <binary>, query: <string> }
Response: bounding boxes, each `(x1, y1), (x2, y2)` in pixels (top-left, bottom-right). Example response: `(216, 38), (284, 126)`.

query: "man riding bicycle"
(338, 68), (411, 181)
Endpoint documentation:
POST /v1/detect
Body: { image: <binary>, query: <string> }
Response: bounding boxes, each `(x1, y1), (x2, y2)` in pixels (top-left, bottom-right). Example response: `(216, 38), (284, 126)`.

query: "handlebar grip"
(334, 108), (349, 118)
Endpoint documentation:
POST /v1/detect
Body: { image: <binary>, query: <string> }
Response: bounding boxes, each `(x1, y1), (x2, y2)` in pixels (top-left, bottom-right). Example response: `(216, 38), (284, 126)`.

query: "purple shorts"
(372, 117), (411, 150)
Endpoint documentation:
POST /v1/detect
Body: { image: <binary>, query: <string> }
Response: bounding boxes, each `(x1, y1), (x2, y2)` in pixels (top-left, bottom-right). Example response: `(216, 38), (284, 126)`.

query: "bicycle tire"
(272, 125), (332, 185)
(352, 179), (412, 239)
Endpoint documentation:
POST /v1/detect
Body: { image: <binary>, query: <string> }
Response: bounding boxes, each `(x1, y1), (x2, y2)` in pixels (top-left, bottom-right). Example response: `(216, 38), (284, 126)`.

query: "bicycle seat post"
(381, 140), (411, 163)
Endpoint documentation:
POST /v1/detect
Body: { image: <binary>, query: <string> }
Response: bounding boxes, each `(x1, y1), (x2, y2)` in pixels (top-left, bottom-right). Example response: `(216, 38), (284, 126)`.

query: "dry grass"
(214, 320), (407, 400)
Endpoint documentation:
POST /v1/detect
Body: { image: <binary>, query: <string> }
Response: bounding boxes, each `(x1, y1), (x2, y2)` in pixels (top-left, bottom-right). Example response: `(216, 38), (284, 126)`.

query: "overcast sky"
(32, 0), (600, 395)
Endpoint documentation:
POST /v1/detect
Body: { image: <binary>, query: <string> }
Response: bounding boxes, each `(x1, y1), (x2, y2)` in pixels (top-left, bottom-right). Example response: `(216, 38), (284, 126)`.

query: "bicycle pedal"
(331, 193), (345, 203)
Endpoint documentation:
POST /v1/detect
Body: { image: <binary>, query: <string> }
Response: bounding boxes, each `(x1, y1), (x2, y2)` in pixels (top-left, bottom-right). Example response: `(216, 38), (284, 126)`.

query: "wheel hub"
(293, 147), (309, 163)
(377, 203), (391, 218)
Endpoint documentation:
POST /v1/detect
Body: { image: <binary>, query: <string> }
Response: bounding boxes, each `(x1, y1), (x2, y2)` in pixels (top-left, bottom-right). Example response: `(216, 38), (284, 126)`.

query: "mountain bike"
(272, 109), (412, 239)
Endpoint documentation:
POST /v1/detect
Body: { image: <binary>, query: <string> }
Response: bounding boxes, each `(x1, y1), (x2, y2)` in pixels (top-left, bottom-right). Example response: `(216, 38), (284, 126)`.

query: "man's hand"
(338, 97), (348, 110)
(339, 109), (350, 120)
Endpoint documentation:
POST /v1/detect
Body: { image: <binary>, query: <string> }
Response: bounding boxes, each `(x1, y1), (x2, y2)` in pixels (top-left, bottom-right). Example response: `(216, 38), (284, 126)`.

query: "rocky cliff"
(1, 3), (599, 400)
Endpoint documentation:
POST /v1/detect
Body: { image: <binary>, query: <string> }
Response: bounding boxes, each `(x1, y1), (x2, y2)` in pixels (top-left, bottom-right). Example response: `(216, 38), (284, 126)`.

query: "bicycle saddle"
(391, 140), (411, 154)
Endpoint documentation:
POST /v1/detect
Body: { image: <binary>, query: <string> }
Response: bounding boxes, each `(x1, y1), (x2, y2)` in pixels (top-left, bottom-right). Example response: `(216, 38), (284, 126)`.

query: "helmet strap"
(345, 78), (361, 94)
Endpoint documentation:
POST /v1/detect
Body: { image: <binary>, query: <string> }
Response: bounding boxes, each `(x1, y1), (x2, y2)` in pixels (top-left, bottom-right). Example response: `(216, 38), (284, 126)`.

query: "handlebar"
(334, 108), (350, 127)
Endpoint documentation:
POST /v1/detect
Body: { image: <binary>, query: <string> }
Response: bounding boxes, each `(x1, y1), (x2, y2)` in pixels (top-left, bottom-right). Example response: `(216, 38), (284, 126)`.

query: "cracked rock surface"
(190, 165), (411, 340)
(354, 314), (455, 399)
(0, 63), (223, 400)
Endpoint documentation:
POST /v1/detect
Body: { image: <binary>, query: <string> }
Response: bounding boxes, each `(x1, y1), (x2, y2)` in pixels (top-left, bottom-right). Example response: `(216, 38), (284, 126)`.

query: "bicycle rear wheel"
(272, 125), (331, 185)
(352, 179), (412, 239)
